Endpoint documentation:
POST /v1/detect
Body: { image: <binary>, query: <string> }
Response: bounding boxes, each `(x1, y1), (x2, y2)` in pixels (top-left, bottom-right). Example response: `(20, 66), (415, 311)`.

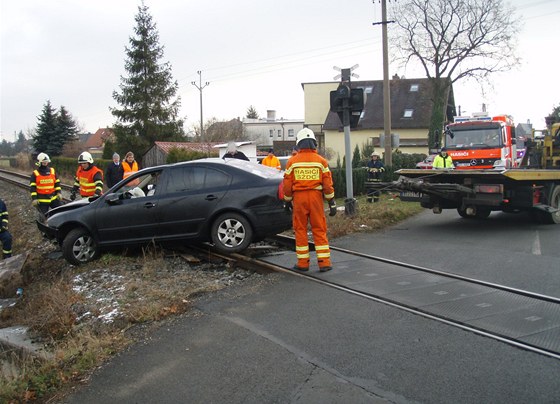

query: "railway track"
(1, 167), (559, 360)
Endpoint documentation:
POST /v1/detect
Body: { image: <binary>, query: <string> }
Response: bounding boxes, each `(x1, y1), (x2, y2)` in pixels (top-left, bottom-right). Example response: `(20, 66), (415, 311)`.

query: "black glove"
(70, 191), (76, 201)
(328, 199), (337, 217)
(284, 201), (293, 213)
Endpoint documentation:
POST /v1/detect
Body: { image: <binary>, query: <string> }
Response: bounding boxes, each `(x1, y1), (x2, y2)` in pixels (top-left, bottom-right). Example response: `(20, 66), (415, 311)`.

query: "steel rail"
(3, 168), (559, 359)
(271, 234), (560, 304)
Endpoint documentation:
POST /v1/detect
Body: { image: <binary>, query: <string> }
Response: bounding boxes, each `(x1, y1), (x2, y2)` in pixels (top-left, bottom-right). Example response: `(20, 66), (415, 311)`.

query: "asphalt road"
(334, 208), (560, 298)
(64, 209), (560, 403)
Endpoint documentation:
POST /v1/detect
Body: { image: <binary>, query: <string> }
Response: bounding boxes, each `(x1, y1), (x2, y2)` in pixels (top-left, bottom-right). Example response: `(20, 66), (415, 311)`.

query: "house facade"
(243, 110), (304, 149)
(302, 77), (456, 164)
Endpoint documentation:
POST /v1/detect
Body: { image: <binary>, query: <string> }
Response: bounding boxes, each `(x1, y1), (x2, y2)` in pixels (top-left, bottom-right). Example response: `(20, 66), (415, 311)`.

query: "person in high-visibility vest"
(283, 128), (337, 273)
(29, 152), (63, 215)
(261, 148), (281, 170)
(0, 198), (12, 259)
(122, 151), (139, 180)
(432, 147), (454, 169)
(71, 151), (104, 200)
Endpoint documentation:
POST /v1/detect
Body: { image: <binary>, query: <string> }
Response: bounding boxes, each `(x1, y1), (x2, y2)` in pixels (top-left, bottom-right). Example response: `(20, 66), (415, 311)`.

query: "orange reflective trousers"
(292, 190), (331, 270)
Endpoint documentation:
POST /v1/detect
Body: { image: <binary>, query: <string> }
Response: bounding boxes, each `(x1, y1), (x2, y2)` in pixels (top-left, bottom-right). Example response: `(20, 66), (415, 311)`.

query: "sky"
(1, 0), (559, 141)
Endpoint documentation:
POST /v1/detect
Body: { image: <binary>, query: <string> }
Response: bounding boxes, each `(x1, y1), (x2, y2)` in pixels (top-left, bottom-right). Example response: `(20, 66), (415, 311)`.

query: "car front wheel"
(62, 228), (100, 265)
(211, 212), (253, 253)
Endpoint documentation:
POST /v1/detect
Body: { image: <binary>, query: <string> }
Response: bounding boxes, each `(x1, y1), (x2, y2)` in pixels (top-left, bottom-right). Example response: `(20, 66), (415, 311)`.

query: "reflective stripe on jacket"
(283, 149), (335, 202)
(30, 167), (61, 203)
(75, 165), (104, 196)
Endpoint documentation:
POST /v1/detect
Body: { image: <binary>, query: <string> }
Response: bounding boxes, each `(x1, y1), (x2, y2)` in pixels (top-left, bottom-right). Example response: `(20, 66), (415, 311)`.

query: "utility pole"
(373, 0), (394, 166)
(191, 71), (209, 145)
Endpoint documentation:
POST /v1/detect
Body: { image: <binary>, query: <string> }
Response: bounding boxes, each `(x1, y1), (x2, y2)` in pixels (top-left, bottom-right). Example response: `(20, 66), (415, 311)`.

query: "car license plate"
(399, 191), (423, 202)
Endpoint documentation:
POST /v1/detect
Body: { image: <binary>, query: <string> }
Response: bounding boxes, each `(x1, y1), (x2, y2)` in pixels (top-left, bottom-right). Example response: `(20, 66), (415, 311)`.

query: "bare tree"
(390, 0), (521, 145)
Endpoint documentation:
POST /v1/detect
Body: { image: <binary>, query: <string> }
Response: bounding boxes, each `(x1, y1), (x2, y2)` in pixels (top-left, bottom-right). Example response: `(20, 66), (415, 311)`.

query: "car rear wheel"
(211, 212), (253, 253)
(62, 228), (100, 265)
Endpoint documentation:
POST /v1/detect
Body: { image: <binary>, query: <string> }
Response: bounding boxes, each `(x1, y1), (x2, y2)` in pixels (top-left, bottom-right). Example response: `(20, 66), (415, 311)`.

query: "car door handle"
(144, 202), (156, 208)
(205, 195), (218, 201)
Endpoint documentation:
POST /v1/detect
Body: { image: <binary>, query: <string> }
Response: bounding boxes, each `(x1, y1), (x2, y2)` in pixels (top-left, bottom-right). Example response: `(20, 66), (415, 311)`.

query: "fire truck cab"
(444, 113), (517, 170)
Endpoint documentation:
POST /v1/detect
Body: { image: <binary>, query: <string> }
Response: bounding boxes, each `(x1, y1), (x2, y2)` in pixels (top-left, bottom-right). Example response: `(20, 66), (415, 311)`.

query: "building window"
(277, 129), (282, 138)
(410, 84), (419, 92)
(403, 109), (414, 118)
(269, 129), (273, 137)
(288, 129), (294, 137)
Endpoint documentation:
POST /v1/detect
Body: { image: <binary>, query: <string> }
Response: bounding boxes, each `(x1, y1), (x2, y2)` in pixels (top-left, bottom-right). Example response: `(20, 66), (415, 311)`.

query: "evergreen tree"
(14, 131), (27, 154)
(246, 106), (259, 119)
(352, 144), (361, 168)
(32, 100), (58, 156)
(53, 105), (79, 156)
(111, 4), (184, 156)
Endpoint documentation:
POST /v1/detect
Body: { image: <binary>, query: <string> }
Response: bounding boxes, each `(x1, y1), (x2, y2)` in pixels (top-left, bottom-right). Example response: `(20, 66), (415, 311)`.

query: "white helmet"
(37, 152), (50, 163)
(296, 128), (316, 144)
(371, 152), (379, 157)
(78, 151), (94, 164)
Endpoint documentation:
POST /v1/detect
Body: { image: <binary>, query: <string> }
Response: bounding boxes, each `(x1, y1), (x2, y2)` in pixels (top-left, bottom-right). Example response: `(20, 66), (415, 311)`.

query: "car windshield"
(224, 158), (283, 179)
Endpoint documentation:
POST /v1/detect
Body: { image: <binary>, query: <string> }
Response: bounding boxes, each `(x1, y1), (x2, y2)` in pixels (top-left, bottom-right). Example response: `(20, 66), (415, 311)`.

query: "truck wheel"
(210, 212), (253, 253)
(542, 185), (560, 224)
(457, 207), (471, 218)
(62, 228), (100, 265)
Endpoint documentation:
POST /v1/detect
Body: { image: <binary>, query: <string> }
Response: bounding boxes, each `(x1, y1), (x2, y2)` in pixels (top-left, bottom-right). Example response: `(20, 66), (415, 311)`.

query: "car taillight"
(277, 182), (284, 200)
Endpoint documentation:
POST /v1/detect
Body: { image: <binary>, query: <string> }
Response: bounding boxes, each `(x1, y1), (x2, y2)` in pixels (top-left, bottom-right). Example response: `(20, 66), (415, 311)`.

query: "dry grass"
(0, 186), (424, 403)
(327, 193), (424, 239)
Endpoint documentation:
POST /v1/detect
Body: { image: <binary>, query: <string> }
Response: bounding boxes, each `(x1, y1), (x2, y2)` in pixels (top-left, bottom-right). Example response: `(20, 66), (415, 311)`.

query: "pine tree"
(246, 106), (259, 119)
(111, 4), (184, 155)
(32, 100), (58, 156)
(53, 105), (78, 156)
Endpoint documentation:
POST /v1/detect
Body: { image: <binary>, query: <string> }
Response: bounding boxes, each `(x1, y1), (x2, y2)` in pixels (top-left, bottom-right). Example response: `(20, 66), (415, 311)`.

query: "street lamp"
(191, 70), (209, 145)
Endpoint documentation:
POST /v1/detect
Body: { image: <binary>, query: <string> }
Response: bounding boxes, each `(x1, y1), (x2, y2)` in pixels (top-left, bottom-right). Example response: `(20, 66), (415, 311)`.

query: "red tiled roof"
(85, 128), (114, 148)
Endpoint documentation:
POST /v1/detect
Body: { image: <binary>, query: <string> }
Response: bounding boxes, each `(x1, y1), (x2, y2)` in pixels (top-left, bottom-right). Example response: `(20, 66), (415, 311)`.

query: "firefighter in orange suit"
(283, 128), (337, 272)
(262, 148), (281, 170)
(70, 152), (104, 200)
(30, 152), (63, 215)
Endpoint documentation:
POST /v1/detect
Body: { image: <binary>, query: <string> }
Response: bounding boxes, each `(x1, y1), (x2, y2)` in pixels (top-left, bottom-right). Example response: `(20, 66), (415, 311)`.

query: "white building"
(243, 110), (304, 148)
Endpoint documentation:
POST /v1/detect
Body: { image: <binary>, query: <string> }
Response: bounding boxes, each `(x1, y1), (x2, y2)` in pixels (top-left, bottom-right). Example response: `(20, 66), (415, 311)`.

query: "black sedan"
(38, 158), (292, 265)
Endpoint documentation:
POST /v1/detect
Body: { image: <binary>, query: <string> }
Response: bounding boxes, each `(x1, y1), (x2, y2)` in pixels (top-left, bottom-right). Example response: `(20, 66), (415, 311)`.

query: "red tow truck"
(369, 115), (560, 224)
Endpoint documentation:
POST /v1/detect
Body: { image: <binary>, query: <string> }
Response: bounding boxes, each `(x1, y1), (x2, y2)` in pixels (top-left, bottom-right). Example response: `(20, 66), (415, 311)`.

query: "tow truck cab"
(444, 113), (517, 170)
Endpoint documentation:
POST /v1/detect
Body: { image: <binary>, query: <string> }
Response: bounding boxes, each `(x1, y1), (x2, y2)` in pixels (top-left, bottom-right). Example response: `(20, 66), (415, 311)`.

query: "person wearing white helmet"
(283, 127), (336, 273)
(71, 151), (104, 200)
(29, 152), (63, 214)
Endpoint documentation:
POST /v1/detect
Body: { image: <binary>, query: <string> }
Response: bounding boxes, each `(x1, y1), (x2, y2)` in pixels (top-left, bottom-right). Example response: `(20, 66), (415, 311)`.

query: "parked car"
(38, 158), (292, 265)
(416, 155), (436, 169)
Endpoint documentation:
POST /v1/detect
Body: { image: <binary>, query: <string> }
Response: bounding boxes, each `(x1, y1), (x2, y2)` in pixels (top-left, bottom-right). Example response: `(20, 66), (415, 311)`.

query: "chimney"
(266, 110), (276, 121)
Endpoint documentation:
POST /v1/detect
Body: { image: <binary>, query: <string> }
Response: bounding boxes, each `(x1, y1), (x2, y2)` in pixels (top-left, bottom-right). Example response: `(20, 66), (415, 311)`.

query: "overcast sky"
(1, 0), (559, 141)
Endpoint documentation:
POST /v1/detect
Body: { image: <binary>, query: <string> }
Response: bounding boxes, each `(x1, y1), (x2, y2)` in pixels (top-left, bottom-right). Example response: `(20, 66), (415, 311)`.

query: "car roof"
(137, 158), (283, 179)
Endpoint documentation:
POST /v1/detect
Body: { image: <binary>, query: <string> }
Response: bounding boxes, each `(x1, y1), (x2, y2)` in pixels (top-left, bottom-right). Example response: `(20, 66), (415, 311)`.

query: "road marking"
(532, 231), (542, 256)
